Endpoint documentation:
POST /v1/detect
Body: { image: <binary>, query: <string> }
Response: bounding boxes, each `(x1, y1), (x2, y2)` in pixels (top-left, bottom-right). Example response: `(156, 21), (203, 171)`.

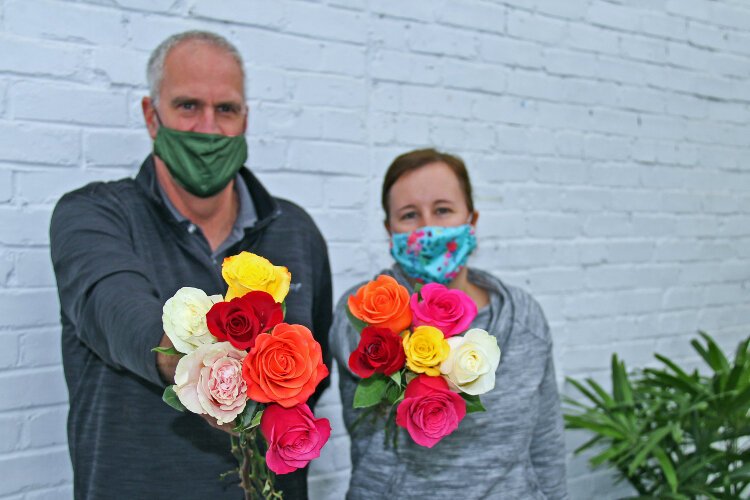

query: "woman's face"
(387, 161), (474, 234)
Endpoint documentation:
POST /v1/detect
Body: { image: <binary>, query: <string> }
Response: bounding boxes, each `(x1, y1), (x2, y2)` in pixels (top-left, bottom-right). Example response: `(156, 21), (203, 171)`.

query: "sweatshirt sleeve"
(530, 336), (569, 499)
(328, 288), (363, 376)
(50, 188), (164, 387)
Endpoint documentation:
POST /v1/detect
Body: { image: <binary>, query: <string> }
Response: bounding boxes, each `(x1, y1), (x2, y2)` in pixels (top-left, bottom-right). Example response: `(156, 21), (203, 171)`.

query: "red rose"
(395, 374), (466, 448)
(348, 326), (406, 378)
(206, 291), (283, 350)
(260, 403), (331, 474)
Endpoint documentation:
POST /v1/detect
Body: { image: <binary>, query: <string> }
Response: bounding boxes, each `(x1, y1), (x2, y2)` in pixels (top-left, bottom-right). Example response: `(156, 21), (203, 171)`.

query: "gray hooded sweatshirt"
(330, 266), (568, 500)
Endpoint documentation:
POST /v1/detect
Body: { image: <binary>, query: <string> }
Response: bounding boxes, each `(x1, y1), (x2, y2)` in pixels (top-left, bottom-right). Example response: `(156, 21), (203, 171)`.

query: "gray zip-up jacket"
(50, 156), (332, 499)
(330, 266), (568, 500)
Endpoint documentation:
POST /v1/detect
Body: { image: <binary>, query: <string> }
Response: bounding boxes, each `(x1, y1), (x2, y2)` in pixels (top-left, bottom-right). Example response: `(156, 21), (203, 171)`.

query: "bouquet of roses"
(346, 275), (501, 448)
(155, 251), (330, 500)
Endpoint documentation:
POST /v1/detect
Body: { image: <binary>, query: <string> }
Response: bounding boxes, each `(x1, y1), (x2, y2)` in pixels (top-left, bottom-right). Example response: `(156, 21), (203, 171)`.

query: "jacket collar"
(134, 154), (281, 231)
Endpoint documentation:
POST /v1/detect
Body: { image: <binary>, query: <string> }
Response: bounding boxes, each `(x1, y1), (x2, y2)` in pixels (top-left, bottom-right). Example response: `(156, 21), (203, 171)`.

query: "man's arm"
(308, 236), (333, 410)
(50, 189), (165, 387)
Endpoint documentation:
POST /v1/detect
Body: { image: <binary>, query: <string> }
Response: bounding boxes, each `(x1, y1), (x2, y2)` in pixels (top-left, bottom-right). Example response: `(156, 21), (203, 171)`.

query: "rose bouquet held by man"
(50, 31), (331, 499)
(159, 252), (330, 497)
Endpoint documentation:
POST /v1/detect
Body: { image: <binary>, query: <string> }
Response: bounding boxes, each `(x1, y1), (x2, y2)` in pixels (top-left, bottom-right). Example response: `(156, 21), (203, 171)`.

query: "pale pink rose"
(174, 342), (248, 425)
(410, 283), (478, 338)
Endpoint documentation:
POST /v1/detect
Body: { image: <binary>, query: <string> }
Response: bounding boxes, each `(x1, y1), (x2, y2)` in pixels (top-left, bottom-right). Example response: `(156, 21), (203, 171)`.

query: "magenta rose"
(410, 283), (478, 338)
(348, 326), (406, 378)
(395, 374), (466, 448)
(260, 403), (331, 474)
(207, 290), (283, 350)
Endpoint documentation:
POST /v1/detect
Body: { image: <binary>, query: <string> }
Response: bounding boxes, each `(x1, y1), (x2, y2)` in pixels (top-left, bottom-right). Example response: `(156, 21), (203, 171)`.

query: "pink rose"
(395, 374), (466, 448)
(260, 403), (331, 474)
(174, 342), (248, 425)
(410, 283), (478, 337)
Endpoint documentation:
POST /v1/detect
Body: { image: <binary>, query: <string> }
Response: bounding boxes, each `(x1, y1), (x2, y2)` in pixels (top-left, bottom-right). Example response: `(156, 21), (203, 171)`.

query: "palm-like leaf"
(565, 333), (750, 497)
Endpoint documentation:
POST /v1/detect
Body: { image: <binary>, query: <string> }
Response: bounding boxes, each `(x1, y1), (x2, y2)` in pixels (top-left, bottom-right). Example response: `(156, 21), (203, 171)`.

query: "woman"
(330, 149), (568, 499)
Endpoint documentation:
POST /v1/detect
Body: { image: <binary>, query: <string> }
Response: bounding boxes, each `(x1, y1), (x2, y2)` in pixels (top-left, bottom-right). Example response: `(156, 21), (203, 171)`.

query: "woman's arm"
(530, 345), (569, 499)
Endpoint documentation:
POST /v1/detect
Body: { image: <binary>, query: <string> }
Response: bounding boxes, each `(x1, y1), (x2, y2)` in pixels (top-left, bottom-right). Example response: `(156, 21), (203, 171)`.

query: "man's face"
(143, 40), (247, 138)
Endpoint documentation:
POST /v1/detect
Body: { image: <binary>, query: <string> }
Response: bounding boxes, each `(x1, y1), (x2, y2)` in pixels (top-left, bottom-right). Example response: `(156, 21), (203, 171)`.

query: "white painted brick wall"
(0, 1), (748, 499)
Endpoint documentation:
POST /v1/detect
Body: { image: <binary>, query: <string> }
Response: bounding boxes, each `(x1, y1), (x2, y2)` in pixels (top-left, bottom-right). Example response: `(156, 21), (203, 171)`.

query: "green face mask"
(153, 125), (248, 198)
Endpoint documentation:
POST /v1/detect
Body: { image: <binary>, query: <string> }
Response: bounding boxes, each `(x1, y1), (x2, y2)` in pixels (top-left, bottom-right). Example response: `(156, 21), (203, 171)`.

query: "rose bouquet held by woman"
(156, 252), (330, 499)
(330, 149), (568, 499)
(346, 274), (501, 447)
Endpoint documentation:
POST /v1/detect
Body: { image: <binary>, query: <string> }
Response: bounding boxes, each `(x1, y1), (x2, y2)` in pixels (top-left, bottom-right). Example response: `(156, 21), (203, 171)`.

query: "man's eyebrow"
(215, 100), (244, 109)
(170, 96), (203, 106)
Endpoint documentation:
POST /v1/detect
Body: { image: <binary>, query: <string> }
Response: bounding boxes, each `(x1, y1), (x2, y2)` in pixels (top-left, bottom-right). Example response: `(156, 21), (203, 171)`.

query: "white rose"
(439, 328), (501, 395)
(162, 287), (223, 354)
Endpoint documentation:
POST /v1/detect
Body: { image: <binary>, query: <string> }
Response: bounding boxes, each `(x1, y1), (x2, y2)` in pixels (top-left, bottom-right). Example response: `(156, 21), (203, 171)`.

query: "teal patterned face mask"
(390, 224), (477, 284)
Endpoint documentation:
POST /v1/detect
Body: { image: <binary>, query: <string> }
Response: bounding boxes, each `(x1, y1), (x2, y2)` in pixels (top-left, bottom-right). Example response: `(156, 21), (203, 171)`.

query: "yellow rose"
(402, 326), (450, 376)
(221, 252), (291, 303)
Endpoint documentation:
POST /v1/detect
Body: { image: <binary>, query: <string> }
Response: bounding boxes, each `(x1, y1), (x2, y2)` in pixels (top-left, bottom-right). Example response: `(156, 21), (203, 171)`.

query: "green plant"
(565, 332), (750, 499)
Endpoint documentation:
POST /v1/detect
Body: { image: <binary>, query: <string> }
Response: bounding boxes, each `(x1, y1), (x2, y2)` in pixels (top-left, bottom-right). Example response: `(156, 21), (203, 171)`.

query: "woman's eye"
(436, 207), (452, 215)
(400, 212), (417, 220)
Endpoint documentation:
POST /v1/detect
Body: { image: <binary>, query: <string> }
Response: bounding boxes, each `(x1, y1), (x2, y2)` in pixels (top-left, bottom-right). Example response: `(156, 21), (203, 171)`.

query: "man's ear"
(142, 96), (158, 140)
(242, 102), (249, 134)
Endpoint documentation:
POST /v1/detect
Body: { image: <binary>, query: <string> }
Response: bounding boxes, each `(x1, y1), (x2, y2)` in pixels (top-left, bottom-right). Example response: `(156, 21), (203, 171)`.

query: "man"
(50, 31), (332, 499)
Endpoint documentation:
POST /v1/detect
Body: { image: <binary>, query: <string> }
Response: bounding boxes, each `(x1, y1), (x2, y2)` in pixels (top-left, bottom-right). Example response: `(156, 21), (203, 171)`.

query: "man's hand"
(156, 336), (237, 435)
(200, 414), (239, 436)
(157, 334), (180, 384)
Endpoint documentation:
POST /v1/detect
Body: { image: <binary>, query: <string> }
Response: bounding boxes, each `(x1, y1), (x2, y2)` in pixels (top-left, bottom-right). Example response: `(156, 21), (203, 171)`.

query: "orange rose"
(242, 323), (328, 408)
(347, 275), (412, 334)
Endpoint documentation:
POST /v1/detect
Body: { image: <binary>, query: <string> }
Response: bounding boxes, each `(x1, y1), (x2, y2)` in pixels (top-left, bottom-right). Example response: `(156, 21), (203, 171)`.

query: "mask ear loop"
(153, 109), (164, 127)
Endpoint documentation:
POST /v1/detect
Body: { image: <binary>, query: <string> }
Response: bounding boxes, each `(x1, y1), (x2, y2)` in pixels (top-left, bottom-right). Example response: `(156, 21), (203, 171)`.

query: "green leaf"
(250, 409), (263, 429)
(233, 400), (259, 432)
(590, 440), (631, 467)
(612, 355), (634, 405)
(413, 282), (424, 298)
(281, 300), (287, 319)
(564, 416), (626, 439)
(353, 374), (388, 408)
(642, 368), (703, 396)
(572, 434), (603, 456)
(627, 425), (673, 475)
(385, 383), (403, 404)
(389, 370), (402, 387)
(587, 378), (616, 407)
(696, 331), (730, 374)
(152, 346), (181, 356)
(655, 353), (693, 379)
(566, 377), (606, 407)
(460, 393), (486, 413)
(733, 337), (750, 370)
(345, 305), (368, 334)
(162, 385), (186, 412)
(652, 446), (678, 493)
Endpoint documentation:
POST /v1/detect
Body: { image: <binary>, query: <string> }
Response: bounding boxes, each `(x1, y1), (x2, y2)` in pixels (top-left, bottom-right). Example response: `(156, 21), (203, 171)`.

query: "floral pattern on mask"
(390, 224), (477, 284)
